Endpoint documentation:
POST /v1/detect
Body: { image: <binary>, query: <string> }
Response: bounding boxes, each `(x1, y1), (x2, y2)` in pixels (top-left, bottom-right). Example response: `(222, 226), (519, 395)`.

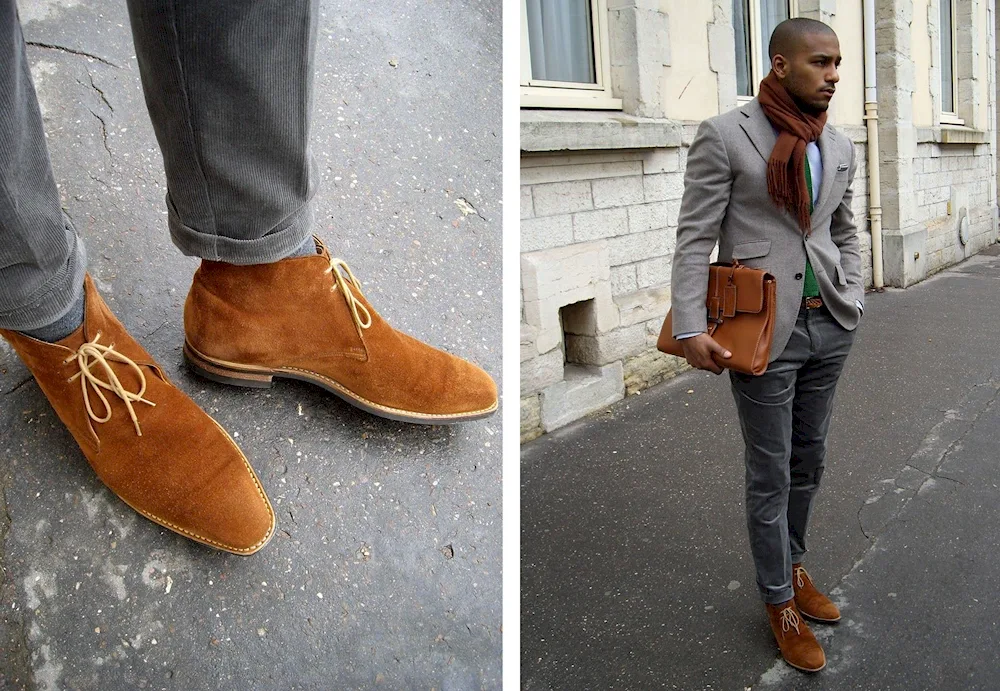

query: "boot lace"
(324, 258), (373, 332)
(62, 331), (156, 437)
(794, 565), (809, 589)
(780, 606), (802, 636)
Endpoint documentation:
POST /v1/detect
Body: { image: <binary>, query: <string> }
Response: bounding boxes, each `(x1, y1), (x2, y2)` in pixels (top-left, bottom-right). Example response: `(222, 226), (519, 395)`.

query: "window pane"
(759, 0), (789, 83)
(526, 0), (597, 84)
(734, 0), (752, 96)
(941, 0), (955, 112)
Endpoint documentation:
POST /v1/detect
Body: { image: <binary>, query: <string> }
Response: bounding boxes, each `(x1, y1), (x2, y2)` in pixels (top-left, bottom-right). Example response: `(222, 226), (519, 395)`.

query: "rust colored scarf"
(757, 71), (827, 232)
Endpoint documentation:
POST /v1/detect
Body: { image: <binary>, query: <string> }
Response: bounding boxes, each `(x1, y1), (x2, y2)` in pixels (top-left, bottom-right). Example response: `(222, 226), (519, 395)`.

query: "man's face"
(772, 32), (841, 114)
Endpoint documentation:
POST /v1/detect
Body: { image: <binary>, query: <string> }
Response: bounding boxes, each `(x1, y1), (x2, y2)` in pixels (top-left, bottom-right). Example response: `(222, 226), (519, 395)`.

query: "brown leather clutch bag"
(657, 260), (776, 376)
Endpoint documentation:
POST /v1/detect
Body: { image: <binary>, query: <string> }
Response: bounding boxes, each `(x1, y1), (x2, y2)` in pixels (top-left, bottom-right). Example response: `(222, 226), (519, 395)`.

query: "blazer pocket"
(731, 240), (772, 260)
(835, 264), (848, 286)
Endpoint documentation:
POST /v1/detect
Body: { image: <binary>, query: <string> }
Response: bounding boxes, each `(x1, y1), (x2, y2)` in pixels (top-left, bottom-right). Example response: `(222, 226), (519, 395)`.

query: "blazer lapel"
(810, 126), (839, 226)
(739, 100), (777, 163)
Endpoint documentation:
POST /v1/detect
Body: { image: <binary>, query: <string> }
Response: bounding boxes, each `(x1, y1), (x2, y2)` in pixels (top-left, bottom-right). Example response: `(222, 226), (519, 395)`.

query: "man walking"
(670, 18), (865, 672)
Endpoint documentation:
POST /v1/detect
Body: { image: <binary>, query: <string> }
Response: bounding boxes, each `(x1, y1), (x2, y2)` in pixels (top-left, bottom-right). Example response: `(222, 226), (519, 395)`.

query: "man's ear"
(771, 54), (788, 79)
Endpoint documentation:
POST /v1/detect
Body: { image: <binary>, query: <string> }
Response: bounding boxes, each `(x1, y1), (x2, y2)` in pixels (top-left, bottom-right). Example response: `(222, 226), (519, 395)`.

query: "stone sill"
(916, 126), (989, 145)
(521, 109), (682, 153)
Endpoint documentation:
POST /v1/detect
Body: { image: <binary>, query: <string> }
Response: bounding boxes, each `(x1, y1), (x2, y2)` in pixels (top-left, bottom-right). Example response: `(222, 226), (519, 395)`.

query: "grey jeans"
(730, 306), (856, 605)
(0, 0), (319, 331)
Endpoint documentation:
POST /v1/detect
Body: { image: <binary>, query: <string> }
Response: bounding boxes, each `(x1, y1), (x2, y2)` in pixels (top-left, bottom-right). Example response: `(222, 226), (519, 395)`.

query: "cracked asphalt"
(521, 245), (1000, 689)
(1, 0), (501, 688)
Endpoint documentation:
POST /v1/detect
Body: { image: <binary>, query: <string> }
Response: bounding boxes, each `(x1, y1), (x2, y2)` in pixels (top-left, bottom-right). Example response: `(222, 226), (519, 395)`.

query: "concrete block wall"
(520, 133), (874, 441)
(914, 142), (998, 273)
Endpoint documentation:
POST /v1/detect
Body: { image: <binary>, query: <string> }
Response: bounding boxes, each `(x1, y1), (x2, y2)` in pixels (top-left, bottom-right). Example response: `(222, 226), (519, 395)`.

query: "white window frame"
(735, 0), (799, 105)
(520, 0), (622, 110)
(940, 0), (964, 125)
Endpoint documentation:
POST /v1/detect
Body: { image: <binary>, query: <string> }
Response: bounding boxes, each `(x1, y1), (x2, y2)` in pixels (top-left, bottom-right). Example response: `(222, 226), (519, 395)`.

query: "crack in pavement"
(145, 320), (170, 340)
(25, 41), (120, 68)
(921, 381), (1000, 479)
(86, 69), (113, 112)
(2, 376), (33, 397)
(87, 109), (114, 165)
(75, 70), (114, 114)
(855, 378), (1000, 544)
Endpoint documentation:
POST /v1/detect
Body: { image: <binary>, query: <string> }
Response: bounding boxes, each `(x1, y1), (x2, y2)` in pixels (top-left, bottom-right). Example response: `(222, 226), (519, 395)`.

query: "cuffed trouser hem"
(761, 587), (795, 605)
(167, 195), (314, 266)
(0, 224), (87, 332)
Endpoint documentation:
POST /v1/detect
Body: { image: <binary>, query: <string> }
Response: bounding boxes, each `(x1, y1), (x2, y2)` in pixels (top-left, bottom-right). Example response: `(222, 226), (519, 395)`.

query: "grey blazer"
(670, 99), (864, 362)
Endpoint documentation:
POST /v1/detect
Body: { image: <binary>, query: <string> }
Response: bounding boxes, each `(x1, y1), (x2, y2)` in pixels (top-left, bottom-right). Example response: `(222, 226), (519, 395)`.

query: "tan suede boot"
(182, 238), (498, 424)
(0, 276), (275, 555)
(793, 564), (842, 623)
(765, 599), (826, 672)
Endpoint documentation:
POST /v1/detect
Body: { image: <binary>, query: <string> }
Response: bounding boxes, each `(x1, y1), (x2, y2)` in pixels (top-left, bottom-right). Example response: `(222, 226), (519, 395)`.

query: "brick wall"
(914, 142), (997, 272)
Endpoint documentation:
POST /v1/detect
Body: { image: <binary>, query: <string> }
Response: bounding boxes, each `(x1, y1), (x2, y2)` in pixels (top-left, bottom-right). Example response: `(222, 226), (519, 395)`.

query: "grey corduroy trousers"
(729, 306), (856, 605)
(0, 0), (319, 331)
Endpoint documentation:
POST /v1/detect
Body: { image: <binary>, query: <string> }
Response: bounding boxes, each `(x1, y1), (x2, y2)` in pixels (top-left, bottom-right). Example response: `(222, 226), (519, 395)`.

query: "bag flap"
(706, 262), (771, 314)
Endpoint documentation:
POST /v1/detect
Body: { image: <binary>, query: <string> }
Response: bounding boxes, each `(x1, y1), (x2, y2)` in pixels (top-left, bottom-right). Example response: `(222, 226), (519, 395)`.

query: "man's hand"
(680, 333), (732, 375)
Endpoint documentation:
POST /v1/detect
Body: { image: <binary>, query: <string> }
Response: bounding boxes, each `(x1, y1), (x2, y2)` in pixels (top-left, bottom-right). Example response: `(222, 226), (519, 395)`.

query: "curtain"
(734, 0), (752, 95)
(526, 0), (596, 84)
(940, 0), (955, 112)
(759, 0), (789, 81)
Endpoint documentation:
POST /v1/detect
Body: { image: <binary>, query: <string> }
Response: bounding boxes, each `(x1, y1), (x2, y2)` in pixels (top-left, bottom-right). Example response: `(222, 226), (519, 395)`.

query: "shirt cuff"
(855, 299), (864, 316)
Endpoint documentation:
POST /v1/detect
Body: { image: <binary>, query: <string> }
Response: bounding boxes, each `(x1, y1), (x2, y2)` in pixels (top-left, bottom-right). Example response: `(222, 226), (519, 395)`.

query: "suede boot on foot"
(0, 276), (275, 554)
(182, 237), (498, 424)
(765, 599), (826, 672)
(793, 563), (841, 623)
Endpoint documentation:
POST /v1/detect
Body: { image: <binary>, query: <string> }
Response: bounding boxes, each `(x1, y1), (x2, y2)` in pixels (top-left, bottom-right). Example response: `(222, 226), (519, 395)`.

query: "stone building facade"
(520, 0), (999, 441)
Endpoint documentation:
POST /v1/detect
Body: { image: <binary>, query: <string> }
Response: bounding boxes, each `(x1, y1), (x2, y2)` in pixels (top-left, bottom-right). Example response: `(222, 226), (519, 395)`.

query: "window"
(734, 0), (797, 98)
(520, 0), (621, 109)
(940, 0), (961, 122)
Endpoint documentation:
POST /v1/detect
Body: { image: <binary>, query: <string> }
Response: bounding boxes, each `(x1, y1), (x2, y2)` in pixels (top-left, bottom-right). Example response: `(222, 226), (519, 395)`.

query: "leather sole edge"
(183, 341), (498, 425)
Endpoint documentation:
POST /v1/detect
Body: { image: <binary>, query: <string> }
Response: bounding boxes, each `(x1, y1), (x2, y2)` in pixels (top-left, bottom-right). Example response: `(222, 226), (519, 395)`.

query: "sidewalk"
(522, 245), (1000, 689)
(0, 1), (501, 688)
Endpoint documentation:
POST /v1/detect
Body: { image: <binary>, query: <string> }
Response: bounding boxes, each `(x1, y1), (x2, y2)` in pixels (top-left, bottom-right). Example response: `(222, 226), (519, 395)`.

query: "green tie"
(802, 156), (820, 298)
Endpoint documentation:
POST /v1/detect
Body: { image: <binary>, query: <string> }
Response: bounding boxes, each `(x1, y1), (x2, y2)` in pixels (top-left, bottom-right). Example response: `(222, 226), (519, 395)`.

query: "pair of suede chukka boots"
(766, 564), (842, 673)
(0, 238), (497, 555)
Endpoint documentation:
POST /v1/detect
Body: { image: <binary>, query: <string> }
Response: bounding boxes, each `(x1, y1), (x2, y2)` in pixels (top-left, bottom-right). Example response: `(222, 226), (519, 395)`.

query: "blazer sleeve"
(830, 138), (865, 305)
(670, 118), (733, 337)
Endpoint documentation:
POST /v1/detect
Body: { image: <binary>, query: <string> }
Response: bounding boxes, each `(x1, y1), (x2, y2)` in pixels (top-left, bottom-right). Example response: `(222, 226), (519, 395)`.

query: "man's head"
(768, 18), (841, 115)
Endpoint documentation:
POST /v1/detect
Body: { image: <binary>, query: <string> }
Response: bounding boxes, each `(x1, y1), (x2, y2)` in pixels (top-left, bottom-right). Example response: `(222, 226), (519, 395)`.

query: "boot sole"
(784, 658), (826, 673)
(183, 341), (498, 425)
(799, 610), (841, 624)
(118, 493), (276, 556)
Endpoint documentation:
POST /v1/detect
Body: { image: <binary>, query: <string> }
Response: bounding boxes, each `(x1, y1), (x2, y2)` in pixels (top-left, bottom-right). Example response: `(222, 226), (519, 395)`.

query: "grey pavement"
(0, 0), (501, 689)
(522, 245), (1000, 690)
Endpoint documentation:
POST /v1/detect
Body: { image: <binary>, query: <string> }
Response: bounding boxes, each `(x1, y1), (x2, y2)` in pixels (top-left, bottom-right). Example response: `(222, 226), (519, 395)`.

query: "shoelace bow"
(63, 331), (155, 437)
(794, 565), (808, 589)
(780, 606), (802, 636)
(324, 258), (373, 332)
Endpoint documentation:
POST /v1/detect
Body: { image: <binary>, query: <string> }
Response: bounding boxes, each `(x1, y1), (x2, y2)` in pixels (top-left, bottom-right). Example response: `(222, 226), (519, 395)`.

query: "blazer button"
(795, 273), (803, 280)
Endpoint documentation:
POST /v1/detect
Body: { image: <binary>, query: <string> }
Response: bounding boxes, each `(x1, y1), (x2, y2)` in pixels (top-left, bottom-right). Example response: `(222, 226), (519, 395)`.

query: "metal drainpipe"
(863, 0), (884, 289)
